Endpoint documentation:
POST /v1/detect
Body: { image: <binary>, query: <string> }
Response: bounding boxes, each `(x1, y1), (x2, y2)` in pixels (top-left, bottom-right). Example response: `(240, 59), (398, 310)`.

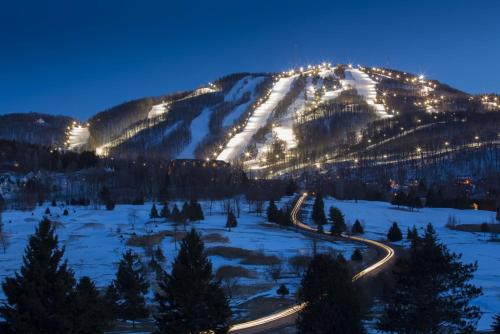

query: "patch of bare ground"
(206, 246), (280, 265)
(215, 265), (257, 280)
(202, 232), (230, 243)
(454, 223), (500, 233)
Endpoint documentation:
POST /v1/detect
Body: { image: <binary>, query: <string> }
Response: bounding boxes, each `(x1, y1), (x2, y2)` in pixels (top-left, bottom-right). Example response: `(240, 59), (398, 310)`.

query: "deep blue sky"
(1, 0), (499, 120)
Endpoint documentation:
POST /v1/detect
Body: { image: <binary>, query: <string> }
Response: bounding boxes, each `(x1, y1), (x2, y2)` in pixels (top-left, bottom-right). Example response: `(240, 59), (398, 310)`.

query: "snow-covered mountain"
(1, 63), (499, 175)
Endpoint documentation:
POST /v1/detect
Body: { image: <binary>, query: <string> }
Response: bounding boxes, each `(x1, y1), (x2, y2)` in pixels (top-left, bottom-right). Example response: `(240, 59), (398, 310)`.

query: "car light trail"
(229, 192), (395, 333)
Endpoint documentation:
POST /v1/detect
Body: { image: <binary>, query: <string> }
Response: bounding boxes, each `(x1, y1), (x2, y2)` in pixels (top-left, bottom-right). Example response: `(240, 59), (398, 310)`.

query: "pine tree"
(171, 204), (181, 223)
(311, 194), (327, 227)
(351, 248), (363, 262)
(277, 284), (289, 298)
(181, 202), (190, 222)
(226, 209), (237, 231)
(297, 254), (364, 334)
(492, 313), (500, 333)
(329, 206), (346, 235)
(113, 250), (149, 328)
(391, 192), (407, 208)
(267, 200), (278, 223)
(406, 225), (418, 241)
(150, 203), (159, 219)
(71, 276), (109, 334)
(497, 207), (500, 223)
(285, 179), (297, 196)
(45, 207), (51, 215)
(378, 224), (482, 333)
(387, 222), (403, 242)
(63, 208), (69, 216)
(352, 219), (364, 234)
(103, 284), (119, 328)
(195, 202), (204, 220)
(188, 200), (204, 221)
(160, 202), (170, 219)
(155, 229), (231, 334)
(0, 218), (76, 333)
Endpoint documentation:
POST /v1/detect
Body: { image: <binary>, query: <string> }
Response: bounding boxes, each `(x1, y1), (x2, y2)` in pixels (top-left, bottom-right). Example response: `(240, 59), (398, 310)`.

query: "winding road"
(229, 192), (396, 333)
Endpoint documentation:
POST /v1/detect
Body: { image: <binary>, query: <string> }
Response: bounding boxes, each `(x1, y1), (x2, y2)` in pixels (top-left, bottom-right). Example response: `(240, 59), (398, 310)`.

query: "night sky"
(1, 0), (499, 120)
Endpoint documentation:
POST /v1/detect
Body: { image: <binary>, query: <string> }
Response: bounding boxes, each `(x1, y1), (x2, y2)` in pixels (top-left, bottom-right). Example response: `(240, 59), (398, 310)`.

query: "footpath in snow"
(218, 76), (297, 162)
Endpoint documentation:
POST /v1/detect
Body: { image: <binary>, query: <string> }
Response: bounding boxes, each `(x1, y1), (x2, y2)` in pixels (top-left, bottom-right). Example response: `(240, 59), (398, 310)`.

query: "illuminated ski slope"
(67, 123), (90, 150)
(177, 107), (212, 159)
(217, 75), (297, 162)
(147, 102), (169, 119)
(344, 68), (391, 118)
(223, 76), (267, 128)
(95, 102), (171, 156)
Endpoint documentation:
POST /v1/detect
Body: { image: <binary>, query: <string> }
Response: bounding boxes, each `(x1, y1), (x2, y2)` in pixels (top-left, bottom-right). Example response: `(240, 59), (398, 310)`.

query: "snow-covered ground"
(177, 108), (212, 159)
(302, 197), (499, 330)
(67, 124), (90, 150)
(217, 76), (298, 162)
(344, 69), (391, 118)
(0, 199), (356, 320)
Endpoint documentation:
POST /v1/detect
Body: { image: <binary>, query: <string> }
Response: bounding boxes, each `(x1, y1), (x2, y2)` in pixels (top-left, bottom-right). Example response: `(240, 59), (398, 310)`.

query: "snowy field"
(0, 199), (356, 322)
(301, 197), (500, 330)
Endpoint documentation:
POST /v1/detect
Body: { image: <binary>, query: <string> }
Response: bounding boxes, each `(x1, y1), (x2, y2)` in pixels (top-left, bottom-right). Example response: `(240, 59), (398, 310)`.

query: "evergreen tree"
(297, 254), (364, 334)
(63, 208), (69, 216)
(480, 222), (490, 238)
(181, 202), (190, 222)
(391, 191), (407, 208)
(99, 186), (111, 206)
(267, 200), (278, 223)
(71, 276), (109, 334)
(103, 284), (119, 328)
(160, 202), (170, 219)
(277, 284), (289, 298)
(329, 206), (346, 235)
(285, 179), (298, 196)
(171, 204), (181, 223)
(105, 200), (115, 211)
(150, 203), (159, 219)
(352, 219), (364, 234)
(387, 222), (403, 242)
(311, 194), (327, 227)
(406, 225), (419, 241)
(45, 207), (51, 215)
(112, 250), (149, 328)
(497, 207), (500, 223)
(492, 313), (500, 333)
(406, 188), (422, 211)
(351, 248), (363, 262)
(226, 209), (237, 231)
(378, 224), (482, 333)
(0, 218), (76, 333)
(188, 200), (204, 221)
(195, 202), (204, 221)
(155, 229), (231, 334)
(51, 199), (57, 207)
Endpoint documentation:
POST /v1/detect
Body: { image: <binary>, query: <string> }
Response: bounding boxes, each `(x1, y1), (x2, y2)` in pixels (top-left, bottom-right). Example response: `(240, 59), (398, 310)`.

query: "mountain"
(1, 63), (499, 179)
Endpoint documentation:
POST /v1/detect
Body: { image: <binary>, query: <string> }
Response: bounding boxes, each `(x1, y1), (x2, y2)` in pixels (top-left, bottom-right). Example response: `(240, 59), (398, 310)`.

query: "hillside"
(1, 63), (499, 180)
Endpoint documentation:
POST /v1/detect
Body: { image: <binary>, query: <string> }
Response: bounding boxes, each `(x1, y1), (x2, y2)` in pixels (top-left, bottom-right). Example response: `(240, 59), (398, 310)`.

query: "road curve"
(228, 192), (396, 334)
